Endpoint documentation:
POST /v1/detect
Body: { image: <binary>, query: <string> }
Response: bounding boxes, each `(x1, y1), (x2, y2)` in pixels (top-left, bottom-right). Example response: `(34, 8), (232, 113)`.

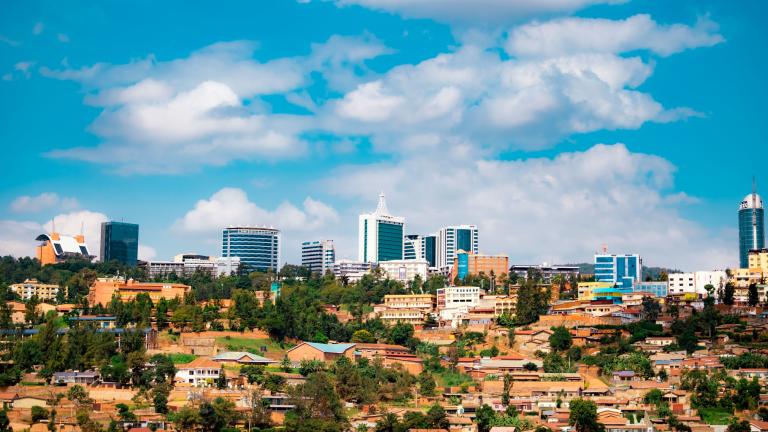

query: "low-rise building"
(286, 342), (356, 364)
(668, 271), (727, 297)
(89, 277), (191, 306)
(451, 251), (508, 283)
(52, 370), (100, 385)
(212, 351), (276, 365)
(10, 279), (64, 301)
(175, 357), (223, 387)
(378, 259), (429, 283)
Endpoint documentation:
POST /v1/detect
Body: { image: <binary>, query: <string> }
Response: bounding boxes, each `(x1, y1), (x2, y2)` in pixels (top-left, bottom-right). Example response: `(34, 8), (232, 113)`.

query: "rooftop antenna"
(375, 191), (390, 216)
(52, 217), (56, 233)
(80, 221), (84, 236)
(753, 176), (758, 247)
(602, 243), (608, 254)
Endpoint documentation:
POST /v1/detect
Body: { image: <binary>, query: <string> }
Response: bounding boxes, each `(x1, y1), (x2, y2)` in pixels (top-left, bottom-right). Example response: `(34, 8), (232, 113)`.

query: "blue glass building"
(633, 281), (669, 298)
(222, 227), (280, 272)
(100, 221), (139, 266)
(594, 253), (642, 289)
(739, 192), (764, 268)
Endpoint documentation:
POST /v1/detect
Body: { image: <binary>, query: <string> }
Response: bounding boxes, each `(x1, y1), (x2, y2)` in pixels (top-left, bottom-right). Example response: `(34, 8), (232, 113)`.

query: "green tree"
(549, 326), (573, 352)
(748, 283), (759, 306)
(286, 372), (347, 430)
(0, 410), (9, 432)
(32, 405), (50, 422)
(644, 388), (663, 406)
(723, 282), (735, 305)
(726, 419), (751, 432)
(569, 398), (604, 432)
(351, 329), (376, 343)
(641, 297), (661, 321)
(418, 371), (437, 397)
(475, 404), (497, 432)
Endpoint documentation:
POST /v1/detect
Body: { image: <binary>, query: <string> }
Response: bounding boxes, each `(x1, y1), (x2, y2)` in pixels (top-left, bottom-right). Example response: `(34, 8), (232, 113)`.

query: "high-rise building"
(422, 234), (436, 268)
(222, 227), (280, 272)
(301, 240), (336, 274)
(739, 187), (764, 268)
(403, 234), (437, 269)
(358, 193), (405, 263)
(594, 253), (642, 289)
(436, 225), (478, 271)
(100, 221), (139, 266)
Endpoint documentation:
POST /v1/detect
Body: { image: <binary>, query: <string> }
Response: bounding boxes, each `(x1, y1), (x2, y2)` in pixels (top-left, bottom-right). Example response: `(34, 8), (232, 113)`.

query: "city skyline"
(1, 1), (767, 270)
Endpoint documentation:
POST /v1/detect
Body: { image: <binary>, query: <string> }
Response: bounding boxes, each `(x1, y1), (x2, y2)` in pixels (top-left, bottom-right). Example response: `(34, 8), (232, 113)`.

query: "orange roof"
(178, 357), (222, 369)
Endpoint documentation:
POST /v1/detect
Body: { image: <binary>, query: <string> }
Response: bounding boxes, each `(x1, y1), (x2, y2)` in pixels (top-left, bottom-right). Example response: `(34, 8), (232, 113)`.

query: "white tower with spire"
(358, 193), (406, 263)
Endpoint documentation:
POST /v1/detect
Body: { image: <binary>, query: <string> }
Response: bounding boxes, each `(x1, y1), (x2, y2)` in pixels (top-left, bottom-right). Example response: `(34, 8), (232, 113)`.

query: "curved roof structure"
(740, 193), (763, 210)
(36, 233), (92, 258)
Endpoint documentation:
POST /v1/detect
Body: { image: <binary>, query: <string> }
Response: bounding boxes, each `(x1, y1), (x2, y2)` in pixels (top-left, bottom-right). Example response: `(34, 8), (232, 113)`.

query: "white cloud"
(0, 210), (108, 259)
(10, 193), (79, 213)
(331, 0), (625, 25)
(321, 144), (733, 270)
(57, 33), (70, 43)
(507, 14), (724, 57)
(174, 187), (339, 233)
(32, 22), (45, 36)
(0, 35), (21, 46)
(138, 244), (157, 261)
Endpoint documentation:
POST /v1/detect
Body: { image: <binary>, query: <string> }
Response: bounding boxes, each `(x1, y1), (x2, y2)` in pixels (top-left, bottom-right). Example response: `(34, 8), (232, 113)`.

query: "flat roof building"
(100, 221), (139, 266)
(222, 227), (280, 272)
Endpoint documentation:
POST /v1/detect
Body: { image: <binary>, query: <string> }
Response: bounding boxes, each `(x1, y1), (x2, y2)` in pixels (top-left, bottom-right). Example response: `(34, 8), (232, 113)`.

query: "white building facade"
(378, 259), (429, 283)
(668, 271), (727, 297)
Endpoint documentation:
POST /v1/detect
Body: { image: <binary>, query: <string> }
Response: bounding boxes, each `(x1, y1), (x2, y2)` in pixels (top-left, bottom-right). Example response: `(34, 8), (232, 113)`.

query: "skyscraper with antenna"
(738, 178), (765, 268)
(358, 193), (405, 263)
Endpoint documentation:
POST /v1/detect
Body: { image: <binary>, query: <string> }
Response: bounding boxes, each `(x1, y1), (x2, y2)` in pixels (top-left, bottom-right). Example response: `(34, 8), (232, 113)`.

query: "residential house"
(212, 351), (276, 365)
(175, 357), (223, 387)
(52, 370), (100, 385)
(286, 342), (356, 364)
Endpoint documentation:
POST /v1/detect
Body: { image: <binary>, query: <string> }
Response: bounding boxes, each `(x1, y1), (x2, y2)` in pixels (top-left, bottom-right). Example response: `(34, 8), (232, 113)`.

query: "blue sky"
(1, 0), (765, 270)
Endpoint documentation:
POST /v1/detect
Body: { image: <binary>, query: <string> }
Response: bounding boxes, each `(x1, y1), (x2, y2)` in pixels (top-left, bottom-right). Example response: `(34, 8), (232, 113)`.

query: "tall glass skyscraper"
(739, 190), (764, 268)
(100, 221), (139, 266)
(358, 193), (405, 263)
(222, 227), (280, 272)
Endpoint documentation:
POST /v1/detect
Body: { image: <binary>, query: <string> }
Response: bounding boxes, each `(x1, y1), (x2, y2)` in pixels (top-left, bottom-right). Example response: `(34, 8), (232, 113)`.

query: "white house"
(175, 357), (223, 387)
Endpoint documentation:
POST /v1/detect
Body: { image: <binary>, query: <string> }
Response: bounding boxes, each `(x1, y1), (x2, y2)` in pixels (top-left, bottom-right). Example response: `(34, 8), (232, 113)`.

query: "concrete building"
(749, 249), (768, 271)
(35, 231), (92, 265)
(301, 240), (335, 274)
(222, 227), (280, 272)
(331, 259), (373, 282)
(378, 259), (429, 283)
(739, 187), (764, 268)
(437, 286), (481, 327)
(594, 253), (642, 289)
(286, 342), (356, 364)
(359, 193), (405, 263)
(383, 294), (435, 312)
(403, 234), (437, 269)
(668, 271), (727, 297)
(509, 264), (580, 283)
(143, 255), (240, 278)
(436, 225), (478, 271)
(10, 279), (64, 301)
(175, 357), (223, 387)
(88, 277), (191, 306)
(100, 221), (139, 266)
(451, 251), (508, 284)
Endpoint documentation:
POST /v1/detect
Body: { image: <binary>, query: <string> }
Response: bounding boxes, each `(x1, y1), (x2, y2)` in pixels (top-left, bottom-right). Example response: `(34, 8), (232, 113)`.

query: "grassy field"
(215, 337), (294, 355)
(434, 370), (474, 388)
(168, 353), (197, 364)
(699, 407), (734, 425)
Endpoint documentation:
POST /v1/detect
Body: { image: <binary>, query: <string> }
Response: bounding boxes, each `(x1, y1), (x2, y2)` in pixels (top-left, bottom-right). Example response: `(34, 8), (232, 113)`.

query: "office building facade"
(509, 264), (580, 283)
(594, 253), (642, 289)
(301, 240), (336, 274)
(35, 231), (93, 266)
(358, 193), (405, 263)
(100, 221), (139, 266)
(378, 259), (429, 283)
(739, 190), (764, 268)
(668, 271), (727, 297)
(436, 225), (478, 270)
(222, 227), (280, 272)
(451, 251), (509, 284)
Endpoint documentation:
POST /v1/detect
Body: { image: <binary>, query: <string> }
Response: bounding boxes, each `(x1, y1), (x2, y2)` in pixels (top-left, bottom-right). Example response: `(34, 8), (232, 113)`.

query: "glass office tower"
(100, 221), (139, 266)
(222, 227), (280, 272)
(739, 191), (765, 268)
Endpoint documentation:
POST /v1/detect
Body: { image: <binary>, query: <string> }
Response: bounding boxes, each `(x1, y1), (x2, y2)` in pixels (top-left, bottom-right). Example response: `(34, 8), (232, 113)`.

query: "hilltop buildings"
(9, 278), (64, 301)
(358, 193), (405, 263)
(100, 221), (139, 266)
(594, 253), (642, 289)
(142, 254), (240, 278)
(222, 227), (280, 272)
(450, 251), (508, 284)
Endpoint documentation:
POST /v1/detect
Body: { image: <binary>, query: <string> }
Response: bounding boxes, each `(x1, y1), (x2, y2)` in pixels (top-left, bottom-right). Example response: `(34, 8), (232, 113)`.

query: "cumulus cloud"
(330, 0), (625, 25)
(507, 14), (724, 57)
(41, 37), (386, 173)
(0, 210), (108, 259)
(10, 193), (79, 213)
(321, 144), (733, 270)
(138, 244), (157, 261)
(174, 187), (339, 233)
